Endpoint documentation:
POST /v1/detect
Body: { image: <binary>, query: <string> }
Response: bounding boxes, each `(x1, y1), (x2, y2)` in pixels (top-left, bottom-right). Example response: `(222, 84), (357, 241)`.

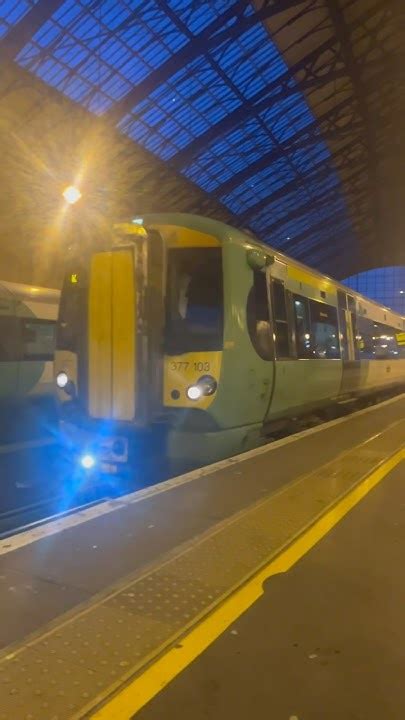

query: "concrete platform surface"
(137, 463), (405, 720)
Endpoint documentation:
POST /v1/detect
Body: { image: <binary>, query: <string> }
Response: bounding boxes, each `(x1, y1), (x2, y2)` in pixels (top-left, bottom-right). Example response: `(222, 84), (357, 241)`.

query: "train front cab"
(55, 217), (232, 478)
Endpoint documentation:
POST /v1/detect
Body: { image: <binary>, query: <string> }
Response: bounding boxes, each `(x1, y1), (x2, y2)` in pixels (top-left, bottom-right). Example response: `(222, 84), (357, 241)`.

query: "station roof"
(0, 1), (403, 280)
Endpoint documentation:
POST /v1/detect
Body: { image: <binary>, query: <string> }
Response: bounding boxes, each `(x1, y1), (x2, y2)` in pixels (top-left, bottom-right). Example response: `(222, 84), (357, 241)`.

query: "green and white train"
(54, 214), (405, 477)
(0, 281), (59, 423)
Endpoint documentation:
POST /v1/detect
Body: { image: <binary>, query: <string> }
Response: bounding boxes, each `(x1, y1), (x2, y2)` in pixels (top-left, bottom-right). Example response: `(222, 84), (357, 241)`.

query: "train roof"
(0, 280), (60, 304)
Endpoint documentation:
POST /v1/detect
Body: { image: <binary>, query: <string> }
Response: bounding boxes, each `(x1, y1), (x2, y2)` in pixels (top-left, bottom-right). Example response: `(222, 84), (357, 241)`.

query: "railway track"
(1, 389), (402, 539)
(0, 495), (109, 540)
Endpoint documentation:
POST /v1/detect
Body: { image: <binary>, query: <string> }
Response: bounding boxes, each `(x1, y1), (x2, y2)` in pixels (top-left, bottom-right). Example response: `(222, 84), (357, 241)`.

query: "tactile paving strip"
(0, 420), (404, 720)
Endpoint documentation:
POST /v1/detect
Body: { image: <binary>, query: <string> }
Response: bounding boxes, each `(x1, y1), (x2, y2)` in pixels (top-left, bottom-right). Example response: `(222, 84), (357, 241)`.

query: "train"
(0, 280), (60, 439)
(54, 214), (405, 478)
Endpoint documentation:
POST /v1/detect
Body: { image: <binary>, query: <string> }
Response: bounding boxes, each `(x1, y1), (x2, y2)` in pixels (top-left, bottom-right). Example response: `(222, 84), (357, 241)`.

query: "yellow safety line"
(91, 449), (404, 720)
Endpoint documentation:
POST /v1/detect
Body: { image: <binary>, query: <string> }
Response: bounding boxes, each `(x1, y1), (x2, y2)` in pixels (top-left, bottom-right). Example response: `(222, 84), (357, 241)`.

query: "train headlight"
(186, 375), (217, 401)
(80, 454), (96, 470)
(56, 371), (69, 389)
(187, 385), (202, 401)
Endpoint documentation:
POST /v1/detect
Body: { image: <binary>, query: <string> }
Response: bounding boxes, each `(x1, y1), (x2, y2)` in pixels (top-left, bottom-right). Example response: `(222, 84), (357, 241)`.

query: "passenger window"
(395, 331), (405, 358)
(271, 280), (291, 358)
(373, 323), (399, 359)
(357, 317), (375, 359)
(293, 295), (312, 358)
(246, 270), (272, 360)
(357, 319), (400, 360)
(309, 300), (340, 359)
(22, 319), (56, 361)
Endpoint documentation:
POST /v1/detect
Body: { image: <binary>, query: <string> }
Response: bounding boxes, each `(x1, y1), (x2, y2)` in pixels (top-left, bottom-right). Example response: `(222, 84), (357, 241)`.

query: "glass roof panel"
(2, 0), (355, 263)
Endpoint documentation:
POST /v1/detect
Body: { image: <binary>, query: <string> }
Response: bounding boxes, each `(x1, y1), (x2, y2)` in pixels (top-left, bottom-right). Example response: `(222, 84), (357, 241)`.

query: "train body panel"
(54, 214), (405, 474)
(267, 359), (343, 421)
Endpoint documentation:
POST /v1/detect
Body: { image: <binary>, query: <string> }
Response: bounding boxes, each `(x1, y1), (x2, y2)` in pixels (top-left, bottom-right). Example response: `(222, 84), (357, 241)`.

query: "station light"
(63, 185), (82, 204)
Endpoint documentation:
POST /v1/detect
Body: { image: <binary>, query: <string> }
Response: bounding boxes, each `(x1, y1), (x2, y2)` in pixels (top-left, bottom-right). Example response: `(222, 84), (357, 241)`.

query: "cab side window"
(246, 270), (272, 360)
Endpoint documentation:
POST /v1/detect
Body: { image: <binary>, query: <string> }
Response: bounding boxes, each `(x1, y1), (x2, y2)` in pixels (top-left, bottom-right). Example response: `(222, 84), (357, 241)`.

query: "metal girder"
(171, 47), (346, 169)
(160, 0), (324, 193)
(292, 210), (370, 264)
(325, 0), (379, 236)
(308, 230), (354, 264)
(0, 0), (65, 63)
(279, 209), (355, 256)
(295, 225), (360, 269)
(105, 0), (308, 123)
(293, 187), (371, 257)
(213, 95), (361, 198)
(238, 136), (366, 223)
(171, 1), (386, 170)
(261, 164), (368, 237)
(160, 0), (349, 228)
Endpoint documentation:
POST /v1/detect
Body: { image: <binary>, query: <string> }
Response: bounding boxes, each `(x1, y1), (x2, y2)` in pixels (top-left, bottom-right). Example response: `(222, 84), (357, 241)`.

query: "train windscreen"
(56, 266), (87, 353)
(165, 247), (223, 354)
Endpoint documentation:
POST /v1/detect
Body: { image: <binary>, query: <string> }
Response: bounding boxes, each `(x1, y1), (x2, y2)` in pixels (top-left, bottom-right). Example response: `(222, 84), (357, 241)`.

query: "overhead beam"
(171, 48), (347, 169)
(170, 0), (387, 169)
(325, 0), (380, 239)
(105, 0), (308, 123)
(260, 164), (368, 236)
(212, 96), (361, 197)
(294, 226), (359, 267)
(0, 0), (65, 63)
(278, 209), (355, 256)
(238, 136), (366, 223)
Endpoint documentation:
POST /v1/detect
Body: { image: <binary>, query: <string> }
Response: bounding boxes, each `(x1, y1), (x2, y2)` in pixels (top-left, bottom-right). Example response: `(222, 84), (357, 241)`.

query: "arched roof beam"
(171, 41), (346, 170)
(238, 136), (366, 224)
(0, 0), (66, 63)
(214, 96), (360, 197)
(280, 209), (358, 256)
(171, 1), (386, 170)
(105, 0), (309, 123)
(260, 165), (368, 237)
(325, 0), (380, 237)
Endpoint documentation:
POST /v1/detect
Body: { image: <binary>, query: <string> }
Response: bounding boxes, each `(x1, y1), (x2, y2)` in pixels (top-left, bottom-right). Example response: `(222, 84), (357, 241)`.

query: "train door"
(265, 267), (343, 421)
(263, 269), (298, 422)
(337, 290), (361, 395)
(86, 228), (165, 425)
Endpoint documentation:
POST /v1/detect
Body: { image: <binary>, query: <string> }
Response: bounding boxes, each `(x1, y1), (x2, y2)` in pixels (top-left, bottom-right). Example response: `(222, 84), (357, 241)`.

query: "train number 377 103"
(170, 361), (211, 372)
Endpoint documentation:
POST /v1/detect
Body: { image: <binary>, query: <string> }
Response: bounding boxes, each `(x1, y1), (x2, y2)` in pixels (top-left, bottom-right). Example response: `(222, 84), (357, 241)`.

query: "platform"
(0, 395), (404, 719)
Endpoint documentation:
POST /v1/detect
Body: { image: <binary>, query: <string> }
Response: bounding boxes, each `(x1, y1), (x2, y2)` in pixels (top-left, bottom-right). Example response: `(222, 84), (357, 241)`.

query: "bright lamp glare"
(187, 385), (202, 401)
(80, 454), (96, 470)
(56, 371), (68, 388)
(63, 185), (82, 204)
